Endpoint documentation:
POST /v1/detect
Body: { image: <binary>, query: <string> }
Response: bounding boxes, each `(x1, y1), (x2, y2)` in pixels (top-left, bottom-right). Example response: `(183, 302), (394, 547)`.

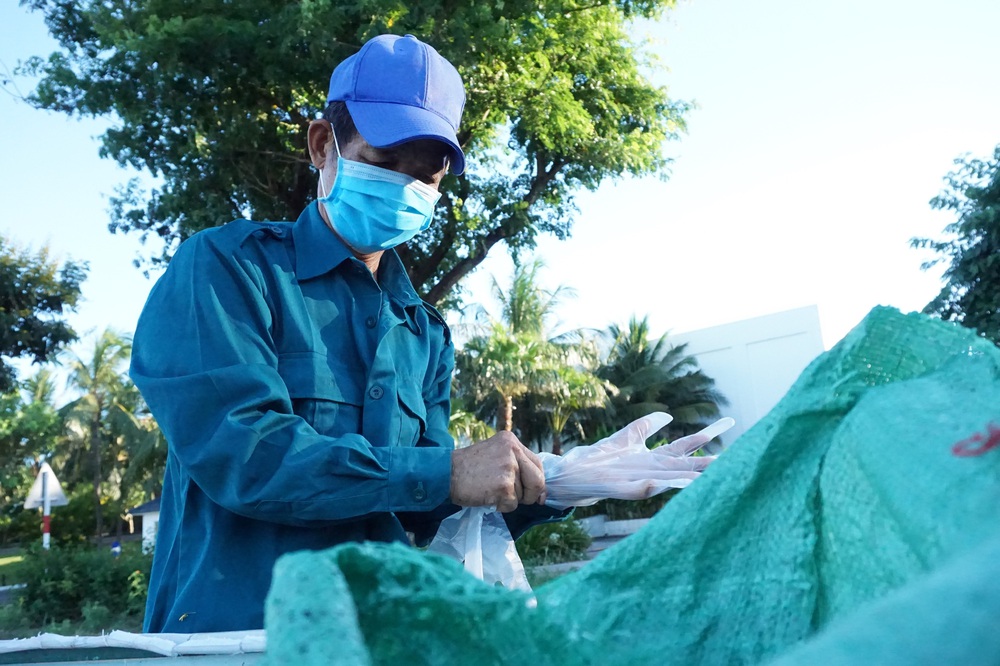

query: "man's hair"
(322, 101), (359, 147)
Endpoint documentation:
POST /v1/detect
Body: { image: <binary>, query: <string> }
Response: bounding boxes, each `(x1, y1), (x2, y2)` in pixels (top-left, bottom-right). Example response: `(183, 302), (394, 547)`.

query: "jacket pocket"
(277, 351), (363, 436)
(396, 383), (428, 447)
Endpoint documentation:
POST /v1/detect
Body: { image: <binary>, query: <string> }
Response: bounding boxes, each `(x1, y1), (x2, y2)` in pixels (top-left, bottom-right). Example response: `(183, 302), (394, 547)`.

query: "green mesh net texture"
(264, 307), (1000, 666)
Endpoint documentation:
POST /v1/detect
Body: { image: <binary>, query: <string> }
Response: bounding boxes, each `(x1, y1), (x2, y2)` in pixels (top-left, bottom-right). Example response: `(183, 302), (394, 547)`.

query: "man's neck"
(358, 251), (383, 276)
(318, 207), (384, 276)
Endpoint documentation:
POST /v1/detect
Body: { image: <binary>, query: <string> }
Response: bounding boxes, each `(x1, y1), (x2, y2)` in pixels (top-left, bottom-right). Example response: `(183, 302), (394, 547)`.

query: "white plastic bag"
(427, 506), (532, 591)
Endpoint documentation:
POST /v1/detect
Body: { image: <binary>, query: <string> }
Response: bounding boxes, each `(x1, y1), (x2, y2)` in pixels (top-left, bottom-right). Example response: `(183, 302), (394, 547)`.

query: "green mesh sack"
(264, 307), (1000, 666)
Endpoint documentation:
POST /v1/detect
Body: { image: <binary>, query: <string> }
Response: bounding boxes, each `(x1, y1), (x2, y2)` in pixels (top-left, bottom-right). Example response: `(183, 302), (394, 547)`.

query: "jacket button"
(368, 385), (384, 400)
(365, 316), (377, 328)
(268, 224), (286, 237)
(413, 482), (426, 502)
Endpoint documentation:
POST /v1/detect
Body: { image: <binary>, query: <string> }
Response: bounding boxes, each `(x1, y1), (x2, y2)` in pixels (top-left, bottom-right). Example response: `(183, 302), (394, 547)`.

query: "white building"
(128, 497), (160, 553)
(670, 306), (825, 447)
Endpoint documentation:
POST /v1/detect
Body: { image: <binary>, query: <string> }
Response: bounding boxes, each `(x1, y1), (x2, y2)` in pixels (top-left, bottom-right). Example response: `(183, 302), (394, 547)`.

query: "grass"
(0, 547), (146, 640)
(0, 554), (26, 587)
(0, 613), (145, 640)
(525, 566), (574, 589)
(516, 519), (592, 567)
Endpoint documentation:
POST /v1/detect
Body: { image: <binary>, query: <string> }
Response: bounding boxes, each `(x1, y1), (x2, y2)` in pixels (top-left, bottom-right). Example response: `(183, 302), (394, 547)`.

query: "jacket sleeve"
(130, 232), (452, 527)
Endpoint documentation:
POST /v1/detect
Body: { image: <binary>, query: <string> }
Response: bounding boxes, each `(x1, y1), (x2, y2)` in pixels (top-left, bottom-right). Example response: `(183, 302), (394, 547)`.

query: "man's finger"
(497, 486), (518, 513)
(520, 445), (544, 474)
(515, 447), (545, 505)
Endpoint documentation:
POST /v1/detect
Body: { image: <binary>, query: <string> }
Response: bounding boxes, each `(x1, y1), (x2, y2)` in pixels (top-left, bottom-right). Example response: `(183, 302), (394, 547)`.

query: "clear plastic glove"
(538, 412), (735, 510)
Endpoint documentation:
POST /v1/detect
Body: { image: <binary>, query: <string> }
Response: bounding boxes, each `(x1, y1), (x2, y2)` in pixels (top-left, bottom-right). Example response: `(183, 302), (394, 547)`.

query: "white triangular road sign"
(24, 462), (69, 509)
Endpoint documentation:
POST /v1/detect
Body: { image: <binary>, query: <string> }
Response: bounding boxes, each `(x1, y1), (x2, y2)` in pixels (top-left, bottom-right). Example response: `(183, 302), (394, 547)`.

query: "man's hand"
(450, 431), (546, 512)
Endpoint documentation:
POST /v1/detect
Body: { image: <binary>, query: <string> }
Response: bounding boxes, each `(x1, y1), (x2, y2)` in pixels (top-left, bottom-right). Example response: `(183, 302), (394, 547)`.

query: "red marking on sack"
(952, 423), (1000, 457)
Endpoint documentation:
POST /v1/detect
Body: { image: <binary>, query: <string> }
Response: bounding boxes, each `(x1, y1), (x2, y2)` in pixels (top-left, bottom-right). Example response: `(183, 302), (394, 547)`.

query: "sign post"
(24, 462), (68, 549)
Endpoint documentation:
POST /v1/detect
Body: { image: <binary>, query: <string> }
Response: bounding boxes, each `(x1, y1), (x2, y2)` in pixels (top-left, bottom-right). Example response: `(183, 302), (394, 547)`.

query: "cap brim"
(345, 99), (466, 175)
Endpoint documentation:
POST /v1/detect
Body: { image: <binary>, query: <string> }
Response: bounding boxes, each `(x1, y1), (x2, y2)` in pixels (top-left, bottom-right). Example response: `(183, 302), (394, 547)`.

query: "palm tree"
(448, 392), (496, 448)
(116, 401), (168, 506)
(60, 329), (133, 544)
(19, 368), (64, 470)
(583, 316), (728, 443)
(456, 323), (562, 431)
(454, 258), (595, 439)
(492, 259), (572, 338)
(535, 363), (609, 455)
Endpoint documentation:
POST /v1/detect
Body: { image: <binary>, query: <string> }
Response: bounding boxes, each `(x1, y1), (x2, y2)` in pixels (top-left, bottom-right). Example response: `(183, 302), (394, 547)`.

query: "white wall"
(141, 512), (159, 554)
(670, 306), (825, 447)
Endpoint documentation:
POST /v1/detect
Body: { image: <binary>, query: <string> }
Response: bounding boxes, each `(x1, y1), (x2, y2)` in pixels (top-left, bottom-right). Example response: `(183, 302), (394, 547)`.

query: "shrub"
(573, 489), (680, 521)
(80, 602), (114, 634)
(516, 519), (592, 566)
(0, 603), (31, 634)
(46, 486), (123, 547)
(17, 542), (152, 627)
(0, 552), (27, 587)
(0, 504), (43, 548)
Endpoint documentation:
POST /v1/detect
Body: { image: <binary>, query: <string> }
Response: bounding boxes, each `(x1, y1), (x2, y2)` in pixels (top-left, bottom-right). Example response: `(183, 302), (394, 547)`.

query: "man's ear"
(307, 120), (333, 170)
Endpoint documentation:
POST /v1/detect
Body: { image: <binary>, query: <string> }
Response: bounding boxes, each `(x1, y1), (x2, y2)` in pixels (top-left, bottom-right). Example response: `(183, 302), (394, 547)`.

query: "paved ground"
(0, 584), (24, 606)
(528, 534), (626, 577)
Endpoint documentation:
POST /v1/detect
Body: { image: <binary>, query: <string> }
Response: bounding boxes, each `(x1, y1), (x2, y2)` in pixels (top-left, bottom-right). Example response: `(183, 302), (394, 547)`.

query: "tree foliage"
(534, 363), (609, 455)
(0, 330), (167, 545)
(21, 0), (688, 304)
(455, 259), (570, 433)
(457, 322), (565, 432)
(454, 259), (606, 452)
(17, 542), (151, 628)
(60, 329), (142, 544)
(911, 145), (1000, 345)
(0, 372), (64, 546)
(0, 331), (166, 548)
(582, 316), (728, 441)
(0, 235), (86, 391)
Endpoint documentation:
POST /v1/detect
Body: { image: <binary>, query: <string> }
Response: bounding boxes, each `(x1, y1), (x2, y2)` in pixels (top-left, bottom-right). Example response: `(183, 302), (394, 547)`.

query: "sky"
(2, 0), (999, 368)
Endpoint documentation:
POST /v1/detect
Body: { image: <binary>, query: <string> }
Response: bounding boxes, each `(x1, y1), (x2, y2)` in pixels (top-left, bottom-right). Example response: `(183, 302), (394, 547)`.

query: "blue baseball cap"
(327, 34), (467, 175)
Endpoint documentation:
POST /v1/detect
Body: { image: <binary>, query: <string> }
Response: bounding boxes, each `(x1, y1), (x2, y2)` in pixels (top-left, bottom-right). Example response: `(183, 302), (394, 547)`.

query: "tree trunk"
(552, 430), (563, 456)
(497, 395), (514, 432)
(92, 406), (103, 546)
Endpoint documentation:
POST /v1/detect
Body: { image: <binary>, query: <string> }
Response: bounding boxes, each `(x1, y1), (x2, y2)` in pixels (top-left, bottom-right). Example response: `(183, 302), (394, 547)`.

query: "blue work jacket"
(132, 203), (464, 633)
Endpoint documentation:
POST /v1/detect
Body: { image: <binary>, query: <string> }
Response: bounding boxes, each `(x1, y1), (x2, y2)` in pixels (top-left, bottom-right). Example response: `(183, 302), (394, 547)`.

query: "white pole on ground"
(25, 461), (67, 547)
(42, 470), (51, 550)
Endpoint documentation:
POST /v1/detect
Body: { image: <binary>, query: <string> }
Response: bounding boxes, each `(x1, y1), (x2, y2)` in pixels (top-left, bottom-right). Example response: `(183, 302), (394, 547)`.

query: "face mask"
(317, 131), (441, 254)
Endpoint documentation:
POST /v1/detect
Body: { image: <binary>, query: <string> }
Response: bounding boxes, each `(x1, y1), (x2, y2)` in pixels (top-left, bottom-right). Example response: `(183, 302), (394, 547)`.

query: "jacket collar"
(292, 202), (422, 308)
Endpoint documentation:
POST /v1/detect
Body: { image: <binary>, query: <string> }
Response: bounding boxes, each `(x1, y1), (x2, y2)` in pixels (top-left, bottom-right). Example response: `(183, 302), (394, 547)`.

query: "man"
(131, 34), (559, 634)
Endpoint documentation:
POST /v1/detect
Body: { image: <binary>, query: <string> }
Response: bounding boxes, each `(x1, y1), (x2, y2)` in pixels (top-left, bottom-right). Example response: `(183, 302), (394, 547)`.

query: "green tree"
(21, 0), (688, 304)
(455, 259), (568, 432)
(457, 323), (562, 432)
(584, 316), (727, 442)
(911, 145), (1000, 345)
(0, 235), (86, 390)
(454, 259), (604, 450)
(60, 330), (134, 544)
(535, 363), (609, 455)
(114, 391), (168, 510)
(447, 401), (496, 448)
(0, 370), (65, 546)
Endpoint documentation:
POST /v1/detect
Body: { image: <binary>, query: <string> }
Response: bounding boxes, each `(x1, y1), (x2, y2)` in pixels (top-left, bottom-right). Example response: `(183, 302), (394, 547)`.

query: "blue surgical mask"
(317, 132), (441, 254)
